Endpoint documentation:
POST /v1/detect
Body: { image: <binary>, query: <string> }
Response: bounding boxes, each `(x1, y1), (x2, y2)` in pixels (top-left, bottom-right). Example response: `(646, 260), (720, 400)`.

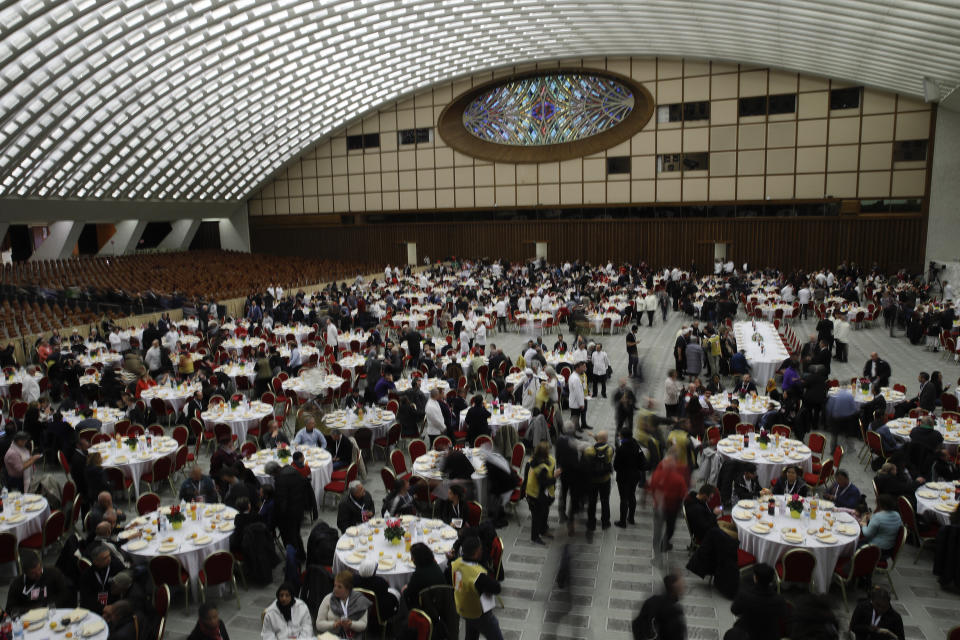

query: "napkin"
(337, 540), (354, 550)
(750, 524), (771, 534)
(82, 620), (105, 637)
(783, 532), (804, 543)
(125, 540), (148, 552)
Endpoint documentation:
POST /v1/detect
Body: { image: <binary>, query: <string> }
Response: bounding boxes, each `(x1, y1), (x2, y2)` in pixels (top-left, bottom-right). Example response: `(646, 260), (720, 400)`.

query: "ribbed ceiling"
(0, 0), (956, 201)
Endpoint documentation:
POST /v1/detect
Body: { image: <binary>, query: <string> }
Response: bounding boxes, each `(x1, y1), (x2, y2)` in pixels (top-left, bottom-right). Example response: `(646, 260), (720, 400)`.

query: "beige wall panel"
(738, 150), (765, 175)
(895, 112), (931, 140)
(363, 155), (381, 173)
(709, 177), (735, 200)
(560, 159), (583, 182)
(631, 59), (657, 82)
(583, 182), (606, 203)
(711, 99), (738, 125)
(475, 165), (494, 186)
(333, 194), (349, 212)
(397, 149), (416, 170)
(249, 199), (263, 216)
(767, 121), (796, 148)
(583, 158), (606, 181)
(683, 178), (708, 201)
(897, 97), (930, 112)
(657, 129), (682, 153)
(737, 176), (764, 200)
(738, 124), (766, 149)
(826, 172), (857, 198)
(331, 157), (348, 175)
(683, 127), (709, 151)
(859, 143), (893, 171)
(475, 186), (495, 207)
(454, 188), (474, 208)
(858, 171), (891, 198)
(289, 197), (304, 214)
(435, 168), (453, 189)
(436, 189), (454, 209)
(891, 170), (926, 197)
(378, 111), (397, 131)
(365, 193), (382, 211)
(798, 76), (829, 92)
(658, 78), (683, 103)
(739, 70), (767, 96)
(658, 58), (683, 79)
(380, 172), (398, 191)
(683, 76), (710, 101)
(364, 173), (381, 192)
(318, 177), (333, 195)
(711, 125), (738, 151)
(797, 146), (827, 174)
(454, 166), (474, 186)
(332, 176), (348, 194)
(684, 60), (711, 76)
(516, 164), (537, 185)
(416, 149), (434, 168)
(797, 120), (828, 146)
(288, 179), (303, 197)
(398, 192), (417, 210)
(632, 156), (656, 179)
(860, 114), (895, 143)
(608, 181), (631, 203)
(828, 117), (861, 145)
(539, 162), (560, 183)
(710, 151), (737, 176)
(261, 199), (276, 215)
(302, 159), (317, 177)
(827, 145), (859, 172)
(632, 180), (656, 202)
(607, 140), (631, 156)
(711, 73), (739, 100)
(435, 148), (453, 168)
(495, 185), (516, 206)
(397, 110), (414, 129)
(303, 197), (318, 212)
(657, 179), (681, 202)
(380, 152), (397, 172)
(348, 174), (364, 194)
(560, 183), (583, 205)
(606, 57), (631, 75)
(495, 163), (516, 185)
(766, 175), (795, 199)
(631, 131), (656, 154)
(861, 89), (895, 115)
(517, 185), (538, 206)
(766, 148), (795, 174)
(539, 183), (560, 205)
(795, 174), (825, 198)
(768, 71), (798, 94)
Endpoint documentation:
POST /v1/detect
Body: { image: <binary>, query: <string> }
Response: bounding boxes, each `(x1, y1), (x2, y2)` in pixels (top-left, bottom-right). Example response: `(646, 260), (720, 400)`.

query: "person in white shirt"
(568, 361), (588, 431)
(20, 366), (41, 404)
(286, 343), (303, 373)
(267, 284), (276, 299)
(521, 370), (539, 410)
(826, 271), (836, 288)
(780, 284), (795, 303)
(530, 295), (542, 312)
(797, 286), (812, 319)
(274, 285), (284, 300)
(293, 418), (327, 448)
(643, 292), (658, 327)
(944, 280), (955, 303)
(108, 330), (122, 352)
(424, 388), (446, 440)
(671, 267), (681, 281)
(832, 312), (851, 363)
(163, 328), (179, 351)
(326, 318), (339, 351)
(517, 296), (527, 313)
(475, 321), (487, 352)
(261, 582), (313, 640)
(714, 259), (723, 275)
(458, 328), (470, 356)
(495, 299), (507, 332)
(569, 345), (588, 365)
(263, 313), (274, 331)
(144, 340), (162, 374)
(591, 343), (611, 398)
(724, 260), (735, 273)
(384, 265), (392, 281)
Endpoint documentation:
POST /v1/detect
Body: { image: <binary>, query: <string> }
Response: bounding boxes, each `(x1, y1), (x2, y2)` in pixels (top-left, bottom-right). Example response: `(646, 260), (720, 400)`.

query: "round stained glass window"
(438, 68), (654, 163)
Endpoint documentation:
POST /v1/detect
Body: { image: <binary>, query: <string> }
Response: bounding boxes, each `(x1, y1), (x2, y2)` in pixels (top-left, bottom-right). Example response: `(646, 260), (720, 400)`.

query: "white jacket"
(425, 399), (446, 436)
(568, 373), (585, 409)
(591, 350), (611, 376)
(261, 599), (313, 640)
(644, 294), (657, 311)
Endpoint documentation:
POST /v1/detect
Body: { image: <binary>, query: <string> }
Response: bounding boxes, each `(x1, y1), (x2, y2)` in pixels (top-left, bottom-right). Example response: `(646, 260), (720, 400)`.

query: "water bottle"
(12, 617), (22, 640)
(2, 487), (8, 503)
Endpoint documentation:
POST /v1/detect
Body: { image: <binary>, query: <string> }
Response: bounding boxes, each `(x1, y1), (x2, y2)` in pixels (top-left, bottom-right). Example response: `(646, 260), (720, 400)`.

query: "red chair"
(148, 424), (166, 437)
(355, 427), (373, 461)
(105, 467), (133, 503)
(386, 400), (399, 415)
(136, 492), (161, 515)
(432, 435), (452, 451)
(198, 551), (241, 607)
(408, 439), (427, 463)
(705, 426), (721, 447)
(897, 495), (938, 562)
(57, 451), (71, 475)
(380, 467), (397, 493)
(942, 393), (959, 412)
(908, 408), (929, 419)
(60, 481), (76, 517)
(171, 425), (189, 446)
(91, 433), (111, 445)
(874, 526), (908, 597)
(149, 555), (191, 609)
(141, 456), (175, 494)
(771, 424), (791, 439)
(113, 419), (130, 437)
(0, 532), (20, 573)
(474, 435), (493, 449)
(864, 431), (886, 470)
(466, 501), (483, 527)
(390, 449), (411, 482)
(774, 548), (817, 593)
(510, 442), (525, 472)
(407, 609), (433, 640)
(173, 445), (188, 477)
(127, 424), (145, 437)
(150, 398), (175, 426)
(18, 510), (66, 556)
(807, 431), (827, 467)
(721, 413), (739, 436)
(832, 544), (881, 608)
(154, 584), (171, 619)
(240, 441), (257, 459)
(734, 423), (753, 436)
(322, 462), (358, 509)
(803, 459), (833, 489)
(893, 383), (907, 394)
(737, 548), (756, 571)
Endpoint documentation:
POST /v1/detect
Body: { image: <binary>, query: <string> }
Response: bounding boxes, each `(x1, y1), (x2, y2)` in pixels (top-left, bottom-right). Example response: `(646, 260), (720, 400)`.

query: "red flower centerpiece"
(168, 505), (186, 529)
(384, 517), (404, 545)
(787, 494), (804, 519)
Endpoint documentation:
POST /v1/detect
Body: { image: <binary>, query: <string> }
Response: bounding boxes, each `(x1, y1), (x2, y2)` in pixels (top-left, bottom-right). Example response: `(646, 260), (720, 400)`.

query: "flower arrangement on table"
(230, 399), (240, 409)
(751, 332), (763, 343)
(124, 436), (139, 450)
(787, 494), (804, 518)
(756, 430), (770, 450)
(277, 443), (291, 461)
(383, 517), (405, 545)
(168, 505), (186, 529)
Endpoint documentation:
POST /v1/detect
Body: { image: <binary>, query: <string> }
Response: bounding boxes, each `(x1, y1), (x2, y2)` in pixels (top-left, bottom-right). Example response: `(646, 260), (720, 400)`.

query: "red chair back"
(0, 532), (18, 568)
(390, 449), (408, 476)
(200, 551), (235, 587)
(721, 412), (739, 435)
(154, 584), (171, 618)
(735, 423), (754, 436)
(432, 436), (452, 451)
(780, 548), (816, 583)
(407, 609), (432, 640)
(380, 467), (396, 493)
(61, 480), (76, 510)
(171, 425), (189, 446)
(466, 501), (483, 527)
(58, 451), (71, 475)
(771, 424), (791, 438)
(832, 445), (843, 468)
(808, 432), (826, 455)
(474, 435), (493, 449)
(91, 433), (111, 445)
(127, 424), (145, 437)
(408, 439), (427, 463)
(489, 535), (504, 579)
(148, 424), (165, 437)
(113, 420), (130, 437)
(846, 544), (881, 579)
(137, 492), (161, 515)
(705, 426), (721, 446)
(510, 442), (525, 470)
(43, 511), (66, 548)
(149, 555), (188, 589)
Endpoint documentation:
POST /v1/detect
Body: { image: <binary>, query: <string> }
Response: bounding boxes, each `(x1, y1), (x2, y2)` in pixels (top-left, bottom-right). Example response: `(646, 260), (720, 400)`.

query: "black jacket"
(274, 465), (318, 522)
(682, 495), (717, 542)
(78, 557), (128, 613)
(325, 436), (354, 467)
(770, 477), (809, 497)
(635, 593), (686, 640)
(336, 492), (374, 533)
(187, 621), (231, 640)
(729, 584), (790, 640)
(849, 599), (905, 640)
(613, 437), (646, 483)
(465, 405), (492, 444)
(916, 382), (938, 412)
(5, 567), (75, 615)
(863, 359), (892, 386)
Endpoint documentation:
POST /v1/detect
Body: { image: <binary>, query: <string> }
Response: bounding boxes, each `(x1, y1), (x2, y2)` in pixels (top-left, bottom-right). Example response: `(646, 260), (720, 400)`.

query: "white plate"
(750, 524), (772, 534)
(82, 620), (105, 637)
(23, 609), (48, 624)
(192, 536), (212, 546)
(125, 540), (148, 552)
(158, 543), (179, 553)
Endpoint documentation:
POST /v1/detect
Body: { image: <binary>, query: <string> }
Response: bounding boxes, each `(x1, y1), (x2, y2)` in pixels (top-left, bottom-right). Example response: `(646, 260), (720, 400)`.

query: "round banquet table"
(246, 446), (334, 504)
(141, 382), (202, 415)
(395, 377), (450, 395)
(915, 482), (959, 525)
(114, 328), (144, 351)
(827, 386), (905, 412)
(332, 516), (457, 591)
(756, 304), (795, 321)
(412, 447), (488, 505)
(62, 407), (126, 435)
(77, 352), (122, 368)
(90, 436), (180, 497)
(222, 337), (266, 354)
(885, 417), (958, 447)
(732, 498), (860, 594)
(716, 435), (812, 487)
(282, 373), (344, 400)
(337, 355), (366, 370)
(709, 395), (780, 425)
(392, 314), (428, 327)
(544, 351), (577, 368)
(200, 401), (273, 442)
(0, 371), (44, 397)
(215, 363), (257, 385)
(21, 608), (109, 640)
(278, 345), (320, 362)
(340, 330), (371, 346)
(0, 493), (50, 542)
(588, 312), (621, 332)
(121, 503), (237, 591)
(78, 374), (100, 387)
(440, 354), (488, 369)
(322, 407), (395, 439)
(458, 403), (531, 437)
(272, 325), (313, 344)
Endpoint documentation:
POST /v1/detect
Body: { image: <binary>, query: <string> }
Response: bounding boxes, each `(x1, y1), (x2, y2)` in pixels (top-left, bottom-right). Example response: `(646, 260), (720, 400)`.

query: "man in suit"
(849, 587), (904, 640)
(813, 339), (833, 376)
(895, 371), (937, 417)
(682, 484), (719, 542)
(863, 352), (892, 390)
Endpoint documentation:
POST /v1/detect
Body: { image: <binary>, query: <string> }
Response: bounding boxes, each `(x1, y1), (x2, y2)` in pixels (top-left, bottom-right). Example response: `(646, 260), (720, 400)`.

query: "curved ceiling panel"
(0, 0), (957, 201)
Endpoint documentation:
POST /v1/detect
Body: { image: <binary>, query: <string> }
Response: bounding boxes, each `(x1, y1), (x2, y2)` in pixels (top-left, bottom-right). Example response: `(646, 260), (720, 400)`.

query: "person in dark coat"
(396, 395), (424, 438)
(613, 427), (645, 528)
(634, 573), (687, 640)
(439, 448), (475, 482)
(269, 461), (318, 560)
(933, 508), (960, 589)
(102, 601), (138, 640)
(682, 485), (719, 543)
(354, 556), (399, 623)
(863, 353), (892, 389)
(336, 481), (374, 533)
(731, 463), (762, 502)
(726, 563), (790, 640)
(325, 430), (354, 470)
(464, 394), (491, 445)
(187, 603), (231, 640)
(404, 542), (447, 609)
(686, 526), (741, 599)
(5, 551), (74, 615)
(229, 496), (260, 554)
(848, 587), (905, 640)
(770, 465), (809, 497)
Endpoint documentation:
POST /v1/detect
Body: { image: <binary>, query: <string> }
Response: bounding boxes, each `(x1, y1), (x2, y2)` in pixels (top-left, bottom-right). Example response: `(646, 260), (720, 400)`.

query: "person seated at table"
(326, 430), (353, 470)
(4, 550), (74, 615)
(849, 587), (904, 640)
(134, 369), (157, 398)
(180, 465), (220, 503)
(84, 521), (130, 568)
(290, 451), (311, 479)
(396, 395), (424, 439)
(686, 525), (741, 599)
(315, 570), (369, 638)
(732, 372), (757, 396)
(184, 389), (205, 421)
(373, 371), (396, 404)
(293, 417), (327, 448)
(931, 446), (960, 482)
(262, 582), (313, 640)
(893, 371), (937, 418)
(79, 544), (128, 614)
(465, 394), (491, 444)
(107, 573), (151, 635)
(221, 466), (252, 510)
(230, 496), (259, 553)
(907, 416), (944, 477)
(435, 485), (468, 526)
(860, 494), (903, 558)
(258, 483), (276, 530)
(337, 480), (375, 533)
(102, 600), (138, 640)
(3, 431), (41, 492)
(824, 469), (862, 511)
(440, 448), (475, 482)
(355, 556), (400, 624)
(210, 437), (241, 481)
(727, 563), (791, 640)
(863, 352), (892, 390)
(721, 397), (741, 421)
(404, 541), (447, 610)
(732, 463), (763, 502)
(705, 374), (724, 395)
(188, 603), (231, 640)
(683, 485), (720, 543)
(771, 465), (809, 497)
(121, 392), (147, 426)
(382, 475), (417, 517)
(260, 419), (289, 450)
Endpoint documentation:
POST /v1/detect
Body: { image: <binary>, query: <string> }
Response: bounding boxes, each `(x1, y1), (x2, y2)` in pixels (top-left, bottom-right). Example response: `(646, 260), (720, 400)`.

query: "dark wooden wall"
(250, 214), (926, 273)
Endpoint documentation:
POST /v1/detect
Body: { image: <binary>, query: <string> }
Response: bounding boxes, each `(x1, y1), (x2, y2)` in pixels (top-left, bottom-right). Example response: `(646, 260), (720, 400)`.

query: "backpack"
(589, 444), (613, 478)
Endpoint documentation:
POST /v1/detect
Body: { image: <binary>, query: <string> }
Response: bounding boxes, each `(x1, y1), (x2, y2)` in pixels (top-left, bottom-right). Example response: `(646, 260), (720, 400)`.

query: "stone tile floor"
(8, 308), (960, 639)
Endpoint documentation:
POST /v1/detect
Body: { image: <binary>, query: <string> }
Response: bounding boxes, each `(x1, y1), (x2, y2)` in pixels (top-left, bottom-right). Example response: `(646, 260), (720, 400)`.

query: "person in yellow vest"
(451, 536), (504, 640)
(524, 441), (557, 545)
(705, 329), (722, 378)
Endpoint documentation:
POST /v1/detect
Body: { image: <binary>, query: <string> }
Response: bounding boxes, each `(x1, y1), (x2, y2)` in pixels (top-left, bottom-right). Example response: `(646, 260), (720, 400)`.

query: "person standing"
(612, 378), (636, 434)
(555, 423), (582, 534)
(648, 451), (688, 553)
(568, 361), (588, 431)
(583, 431), (614, 540)
(525, 442), (557, 545)
(591, 342), (611, 398)
(625, 326), (639, 378)
(613, 428), (645, 528)
(452, 536), (504, 640)
(644, 291), (658, 327)
(664, 370), (684, 418)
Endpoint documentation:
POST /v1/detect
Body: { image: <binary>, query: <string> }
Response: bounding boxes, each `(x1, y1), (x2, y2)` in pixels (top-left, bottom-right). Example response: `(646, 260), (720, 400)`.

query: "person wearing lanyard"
(336, 481), (374, 534)
(849, 587), (905, 640)
(824, 469), (863, 511)
(326, 431), (353, 470)
(78, 544), (127, 614)
(4, 551), (73, 616)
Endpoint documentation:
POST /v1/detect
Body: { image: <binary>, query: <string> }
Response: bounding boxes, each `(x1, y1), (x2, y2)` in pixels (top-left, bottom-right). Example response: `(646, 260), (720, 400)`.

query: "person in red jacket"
(648, 450), (689, 554)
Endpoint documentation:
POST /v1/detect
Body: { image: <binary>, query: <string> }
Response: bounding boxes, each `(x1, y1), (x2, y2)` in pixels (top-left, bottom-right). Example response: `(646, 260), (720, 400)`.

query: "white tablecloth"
(61, 408), (126, 435)
(886, 417), (959, 446)
(201, 402), (273, 442)
(23, 608), (109, 640)
(588, 312), (621, 333)
(458, 403), (531, 436)
(394, 377), (450, 394)
(272, 325), (313, 345)
(709, 395), (779, 425)
(716, 435), (812, 487)
(247, 447), (334, 505)
(215, 363), (257, 385)
(222, 337), (266, 353)
(733, 321), (789, 386)
(78, 353), (122, 368)
(323, 408), (395, 439)
(828, 386), (905, 412)
(733, 500), (860, 594)
(141, 383), (202, 415)
(915, 483), (959, 525)
(283, 373), (344, 400)
(412, 448), (488, 505)
(0, 493), (49, 541)
(332, 516), (456, 591)
(122, 504), (237, 590)
(91, 436), (179, 497)
(0, 372), (44, 397)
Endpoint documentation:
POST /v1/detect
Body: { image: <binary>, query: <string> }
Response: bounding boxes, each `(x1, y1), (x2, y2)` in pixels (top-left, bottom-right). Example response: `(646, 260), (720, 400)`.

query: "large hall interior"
(1, 2), (960, 640)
